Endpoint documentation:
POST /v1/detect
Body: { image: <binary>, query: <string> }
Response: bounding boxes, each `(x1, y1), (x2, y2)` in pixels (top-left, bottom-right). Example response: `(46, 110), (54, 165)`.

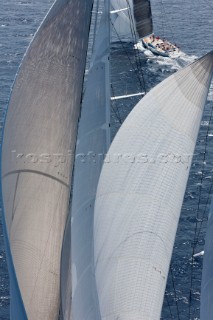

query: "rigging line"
(202, 0), (213, 10)
(110, 20), (145, 91)
(169, 267), (181, 320)
(159, 0), (175, 42)
(91, 0), (100, 55)
(194, 178), (213, 247)
(162, 17), (165, 39)
(165, 290), (175, 319)
(193, 103), (213, 247)
(125, 1), (141, 63)
(188, 103), (213, 318)
(189, 0), (192, 28)
(126, 0), (137, 41)
(111, 0), (146, 92)
(126, 0), (147, 93)
(111, 104), (122, 125)
(111, 84), (123, 124)
(160, 0), (165, 38)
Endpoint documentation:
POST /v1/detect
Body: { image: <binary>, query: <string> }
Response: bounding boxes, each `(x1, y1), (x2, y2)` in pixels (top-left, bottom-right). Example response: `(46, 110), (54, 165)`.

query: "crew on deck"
(144, 34), (179, 53)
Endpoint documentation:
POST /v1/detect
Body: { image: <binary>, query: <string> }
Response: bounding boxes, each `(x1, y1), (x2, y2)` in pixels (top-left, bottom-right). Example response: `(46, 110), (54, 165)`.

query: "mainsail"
(1, 0), (93, 319)
(133, 0), (153, 38)
(94, 52), (213, 319)
(67, 2), (111, 319)
(110, 0), (153, 42)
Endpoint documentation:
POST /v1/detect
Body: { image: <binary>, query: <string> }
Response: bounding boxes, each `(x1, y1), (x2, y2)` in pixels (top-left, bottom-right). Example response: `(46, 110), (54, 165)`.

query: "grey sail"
(110, 0), (153, 42)
(110, 0), (135, 42)
(94, 52), (213, 320)
(133, 0), (153, 38)
(66, 2), (111, 319)
(1, 0), (93, 319)
(201, 195), (213, 319)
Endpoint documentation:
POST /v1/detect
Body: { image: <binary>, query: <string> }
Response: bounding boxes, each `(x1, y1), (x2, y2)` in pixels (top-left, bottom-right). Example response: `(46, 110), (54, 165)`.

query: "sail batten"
(1, 0), (93, 319)
(94, 52), (213, 320)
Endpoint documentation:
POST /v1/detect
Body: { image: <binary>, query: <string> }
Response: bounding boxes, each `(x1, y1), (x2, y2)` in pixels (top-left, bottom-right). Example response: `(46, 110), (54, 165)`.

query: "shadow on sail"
(0, 0), (93, 319)
(94, 51), (213, 320)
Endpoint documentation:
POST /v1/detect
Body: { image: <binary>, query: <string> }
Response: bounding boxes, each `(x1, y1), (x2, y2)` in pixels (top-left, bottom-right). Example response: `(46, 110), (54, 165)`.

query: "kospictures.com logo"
(10, 150), (193, 167)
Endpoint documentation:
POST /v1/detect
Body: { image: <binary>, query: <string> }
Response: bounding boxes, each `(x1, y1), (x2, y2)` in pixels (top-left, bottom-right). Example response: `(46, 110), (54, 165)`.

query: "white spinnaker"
(94, 52), (213, 320)
(66, 3), (110, 320)
(1, 0), (93, 319)
(201, 195), (213, 319)
(110, 0), (136, 42)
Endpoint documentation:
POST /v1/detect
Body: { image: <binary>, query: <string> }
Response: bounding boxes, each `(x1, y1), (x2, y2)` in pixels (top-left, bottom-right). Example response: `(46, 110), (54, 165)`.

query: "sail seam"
(3, 170), (69, 188)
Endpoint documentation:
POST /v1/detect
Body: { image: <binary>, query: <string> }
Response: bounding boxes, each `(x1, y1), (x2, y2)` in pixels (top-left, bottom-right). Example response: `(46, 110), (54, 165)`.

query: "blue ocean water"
(0, 0), (213, 319)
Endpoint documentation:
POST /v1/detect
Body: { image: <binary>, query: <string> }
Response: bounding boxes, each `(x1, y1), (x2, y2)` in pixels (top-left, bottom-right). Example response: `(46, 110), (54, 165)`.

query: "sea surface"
(0, 0), (213, 319)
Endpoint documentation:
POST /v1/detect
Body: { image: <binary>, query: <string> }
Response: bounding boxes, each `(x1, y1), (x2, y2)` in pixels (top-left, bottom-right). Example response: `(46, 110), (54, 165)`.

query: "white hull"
(136, 38), (182, 59)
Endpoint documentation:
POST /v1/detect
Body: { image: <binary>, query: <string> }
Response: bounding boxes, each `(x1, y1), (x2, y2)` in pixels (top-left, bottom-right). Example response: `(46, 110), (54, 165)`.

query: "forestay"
(61, 2), (110, 320)
(94, 52), (213, 320)
(1, 0), (93, 319)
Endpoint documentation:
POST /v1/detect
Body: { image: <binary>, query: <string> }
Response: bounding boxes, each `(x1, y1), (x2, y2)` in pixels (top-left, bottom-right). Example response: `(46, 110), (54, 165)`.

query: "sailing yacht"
(0, 0), (213, 319)
(0, 0), (94, 319)
(110, 0), (181, 58)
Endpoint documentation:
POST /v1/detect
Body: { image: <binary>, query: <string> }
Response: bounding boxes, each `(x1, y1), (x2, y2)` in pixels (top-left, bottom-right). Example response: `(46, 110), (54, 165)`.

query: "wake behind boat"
(137, 34), (181, 58)
(1, 0), (213, 319)
(110, 0), (182, 59)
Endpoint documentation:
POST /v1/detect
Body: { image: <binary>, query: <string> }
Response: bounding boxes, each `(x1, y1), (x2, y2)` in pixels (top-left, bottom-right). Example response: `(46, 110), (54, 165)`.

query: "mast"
(94, 52), (213, 320)
(68, 1), (111, 318)
(0, 0), (93, 319)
